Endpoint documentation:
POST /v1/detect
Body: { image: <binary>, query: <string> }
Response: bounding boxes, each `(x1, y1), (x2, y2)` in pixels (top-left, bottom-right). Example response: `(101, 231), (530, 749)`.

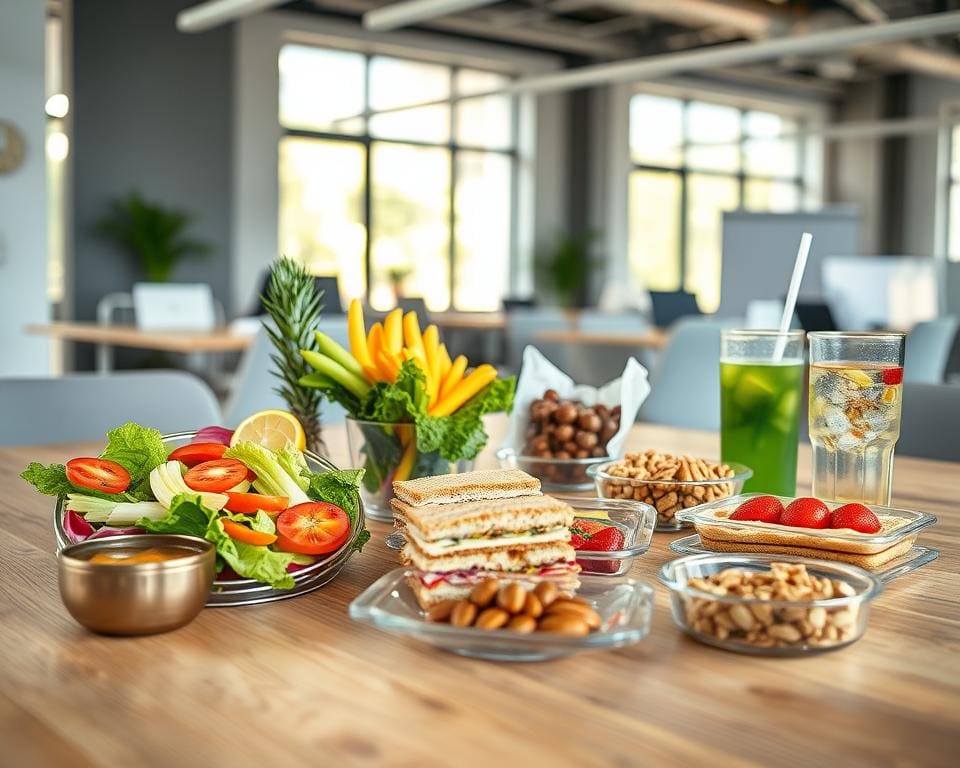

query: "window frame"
(279, 47), (518, 311)
(629, 96), (809, 306)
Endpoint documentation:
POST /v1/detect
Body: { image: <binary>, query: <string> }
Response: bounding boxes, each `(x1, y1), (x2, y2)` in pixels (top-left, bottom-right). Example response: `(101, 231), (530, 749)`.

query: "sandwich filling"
(402, 522), (570, 556)
(416, 561), (581, 591)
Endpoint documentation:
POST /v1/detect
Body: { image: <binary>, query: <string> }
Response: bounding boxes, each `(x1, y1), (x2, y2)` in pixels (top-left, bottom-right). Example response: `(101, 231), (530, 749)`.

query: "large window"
(946, 124), (960, 261)
(278, 44), (515, 311)
(628, 94), (809, 312)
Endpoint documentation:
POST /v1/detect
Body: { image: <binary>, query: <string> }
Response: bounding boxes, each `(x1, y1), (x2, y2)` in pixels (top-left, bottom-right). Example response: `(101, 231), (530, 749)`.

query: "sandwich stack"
(391, 469), (581, 608)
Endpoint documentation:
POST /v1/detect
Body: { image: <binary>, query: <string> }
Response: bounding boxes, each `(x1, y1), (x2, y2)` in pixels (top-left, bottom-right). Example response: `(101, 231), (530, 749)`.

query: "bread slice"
(393, 469), (540, 506)
(401, 538), (575, 574)
(392, 494), (574, 541)
(697, 532), (916, 569)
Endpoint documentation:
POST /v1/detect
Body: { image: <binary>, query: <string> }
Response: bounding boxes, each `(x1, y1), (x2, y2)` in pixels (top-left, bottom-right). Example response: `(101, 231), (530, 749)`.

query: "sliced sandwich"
(392, 468), (541, 506)
(393, 493), (580, 607)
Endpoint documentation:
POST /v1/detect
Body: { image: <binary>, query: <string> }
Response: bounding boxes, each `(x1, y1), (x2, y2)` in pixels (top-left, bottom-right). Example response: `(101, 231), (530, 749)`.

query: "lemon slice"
(231, 410), (306, 451)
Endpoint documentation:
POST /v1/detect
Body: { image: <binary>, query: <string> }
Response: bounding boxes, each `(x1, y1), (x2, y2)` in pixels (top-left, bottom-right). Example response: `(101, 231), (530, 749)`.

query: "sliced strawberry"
(569, 533), (588, 548)
(571, 520), (606, 538)
(574, 525), (625, 575)
(830, 503), (881, 533)
(780, 497), (830, 529)
(882, 367), (904, 385)
(730, 496), (784, 524)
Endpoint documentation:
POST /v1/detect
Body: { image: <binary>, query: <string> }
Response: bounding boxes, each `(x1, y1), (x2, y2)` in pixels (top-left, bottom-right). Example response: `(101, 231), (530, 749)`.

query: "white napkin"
(501, 346), (651, 458)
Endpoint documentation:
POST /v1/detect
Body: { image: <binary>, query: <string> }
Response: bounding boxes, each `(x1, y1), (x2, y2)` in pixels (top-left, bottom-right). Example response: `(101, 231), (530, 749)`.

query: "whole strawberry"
(730, 496), (784, 524)
(574, 525), (625, 574)
(830, 503), (881, 534)
(780, 497), (830, 529)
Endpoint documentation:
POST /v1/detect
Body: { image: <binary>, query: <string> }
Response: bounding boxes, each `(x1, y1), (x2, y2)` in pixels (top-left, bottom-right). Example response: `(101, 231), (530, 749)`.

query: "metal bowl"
(59, 534), (216, 635)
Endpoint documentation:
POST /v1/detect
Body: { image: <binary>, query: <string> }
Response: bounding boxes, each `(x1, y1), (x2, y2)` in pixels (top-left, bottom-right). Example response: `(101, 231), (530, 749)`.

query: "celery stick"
(300, 350), (370, 398)
(315, 331), (365, 379)
(106, 502), (167, 525)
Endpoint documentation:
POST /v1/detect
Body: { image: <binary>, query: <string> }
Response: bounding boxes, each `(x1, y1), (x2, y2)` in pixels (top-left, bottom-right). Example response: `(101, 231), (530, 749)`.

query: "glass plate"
(668, 533), (940, 583)
(350, 568), (655, 661)
(384, 496), (656, 577)
(676, 493), (937, 554)
(53, 431), (365, 607)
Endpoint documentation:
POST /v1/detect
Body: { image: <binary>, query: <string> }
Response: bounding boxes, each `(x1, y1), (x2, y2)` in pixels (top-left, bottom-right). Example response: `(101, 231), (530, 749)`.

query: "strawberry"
(780, 497), (830, 529)
(574, 525), (625, 574)
(730, 495), (783, 524)
(571, 520), (606, 537)
(882, 366), (904, 385)
(830, 503), (881, 534)
(569, 533), (588, 549)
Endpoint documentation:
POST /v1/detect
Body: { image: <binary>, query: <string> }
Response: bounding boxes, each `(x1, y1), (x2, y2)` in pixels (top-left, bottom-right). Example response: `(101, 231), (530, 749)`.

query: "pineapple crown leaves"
(259, 258), (324, 446)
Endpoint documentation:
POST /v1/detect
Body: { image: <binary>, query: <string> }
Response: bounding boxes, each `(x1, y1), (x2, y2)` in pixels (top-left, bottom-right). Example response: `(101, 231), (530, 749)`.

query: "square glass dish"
(587, 459), (752, 531)
(668, 534), (940, 582)
(350, 568), (655, 661)
(659, 553), (883, 656)
(496, 447), (609, 492)
(385, 496), (656, 577)
(675, 493), (937, 557)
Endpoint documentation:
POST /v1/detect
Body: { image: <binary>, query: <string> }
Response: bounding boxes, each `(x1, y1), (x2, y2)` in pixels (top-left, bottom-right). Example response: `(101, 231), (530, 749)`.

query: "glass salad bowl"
(53, 431), (366, 607)
(350, 568), (655, 662)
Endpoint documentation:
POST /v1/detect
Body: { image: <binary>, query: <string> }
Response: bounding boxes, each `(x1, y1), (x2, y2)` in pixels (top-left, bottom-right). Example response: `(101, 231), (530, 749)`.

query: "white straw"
(774, 232), (812, 361)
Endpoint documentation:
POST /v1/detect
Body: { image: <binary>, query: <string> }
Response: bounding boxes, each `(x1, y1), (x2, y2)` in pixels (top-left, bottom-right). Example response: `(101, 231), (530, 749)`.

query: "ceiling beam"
(176, 0), (286, 32)
(363, 0), (501, 32)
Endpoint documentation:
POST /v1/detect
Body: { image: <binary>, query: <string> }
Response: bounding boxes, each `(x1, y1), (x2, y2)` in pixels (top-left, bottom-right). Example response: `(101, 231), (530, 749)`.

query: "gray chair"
(898, 383), (960, 461)
(564, 310), (653, 386)
(0, 371), (221, 446)
(223, 317), (348, 429)
(904, 316), (959, 384)
(638, 317), (731, 431)
(576, 310), (648, 334)
(504, 307), (571, 374)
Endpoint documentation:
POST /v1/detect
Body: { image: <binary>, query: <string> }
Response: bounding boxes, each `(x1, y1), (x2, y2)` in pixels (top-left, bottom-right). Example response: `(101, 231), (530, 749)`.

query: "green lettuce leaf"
(21, 462), (137, 502)
(223, 441), (310, 505)
(101, 423), (168, 493)
(276, 444), (310, 493)
(416, 376), (516, 461)
(137, 493), (211, 538)
(356, 360), (427, 422)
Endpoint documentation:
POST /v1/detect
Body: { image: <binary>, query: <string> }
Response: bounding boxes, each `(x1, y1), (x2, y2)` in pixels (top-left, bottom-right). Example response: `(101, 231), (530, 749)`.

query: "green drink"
(720, 331), (805, 496)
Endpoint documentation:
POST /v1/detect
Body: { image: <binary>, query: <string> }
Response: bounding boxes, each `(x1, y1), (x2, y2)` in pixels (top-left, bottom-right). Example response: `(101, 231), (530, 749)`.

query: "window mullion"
(449, 66), (457, 312)
(363, 54), (373, 306)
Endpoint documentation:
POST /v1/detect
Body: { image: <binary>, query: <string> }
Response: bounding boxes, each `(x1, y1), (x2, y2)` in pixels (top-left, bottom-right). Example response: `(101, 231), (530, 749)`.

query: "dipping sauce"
(87, 547), (192, 565)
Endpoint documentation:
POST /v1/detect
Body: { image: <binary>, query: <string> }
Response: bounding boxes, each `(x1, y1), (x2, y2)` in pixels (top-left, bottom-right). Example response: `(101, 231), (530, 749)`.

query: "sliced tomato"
(224, 492), (288, 514)
(276, 502), (350, 555)
(168, 442), (227, 467)
(221, 519), (277, 546)
(183, 459), (249, 493)
(66, 457), (130, 494)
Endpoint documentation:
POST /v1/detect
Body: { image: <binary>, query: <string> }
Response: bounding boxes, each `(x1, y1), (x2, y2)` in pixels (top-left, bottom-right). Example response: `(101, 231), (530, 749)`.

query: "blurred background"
(2, 0), (960, 442)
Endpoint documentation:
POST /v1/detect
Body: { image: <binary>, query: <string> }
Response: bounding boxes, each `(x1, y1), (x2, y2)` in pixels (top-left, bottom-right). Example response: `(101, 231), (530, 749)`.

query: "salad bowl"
(53, 431), (366, 607)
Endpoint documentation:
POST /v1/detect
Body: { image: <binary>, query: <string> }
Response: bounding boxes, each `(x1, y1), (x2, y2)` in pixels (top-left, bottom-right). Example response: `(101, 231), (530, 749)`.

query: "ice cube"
(863, 430), (878, 443)
(863, 410), (888, 432)
(837, 432), (864, 450)
(861, 385), (884, 402)
(823, 404), (851, 436)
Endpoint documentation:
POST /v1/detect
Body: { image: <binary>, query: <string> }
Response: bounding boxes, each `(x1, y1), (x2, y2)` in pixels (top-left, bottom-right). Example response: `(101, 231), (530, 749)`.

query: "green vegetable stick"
(315, 331), (365, 380)
(300, 350), (371, 399)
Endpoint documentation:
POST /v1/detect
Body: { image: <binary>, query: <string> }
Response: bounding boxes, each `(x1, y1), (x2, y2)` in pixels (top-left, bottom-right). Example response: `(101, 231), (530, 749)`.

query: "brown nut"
(507, 614), (537, 634)
(600, 420), (618, 442)
(533, 581), (558, 607)
(543, 388), (560, 402)
(575, 449), (590, 459)
(530, 435), (550, 453)
(591, 446), (607, 458)
(554, 450), (571, 460)
(563, 441), (578, 454)
(496, 583), (527, 614)
(554, 403), (578, 424)
(554, 424), (575, 442)
(537, 613), (590, 636)
(475, 607), (510, 630)
(578, 412), (602, 432)
(426, 600), (457, 623)
(576, 431), (599, 449)
(523, 592), (544, 618)
(469, 578), (500, 607)
(547, 599), (602, 629)
(450, 600), (478, 627)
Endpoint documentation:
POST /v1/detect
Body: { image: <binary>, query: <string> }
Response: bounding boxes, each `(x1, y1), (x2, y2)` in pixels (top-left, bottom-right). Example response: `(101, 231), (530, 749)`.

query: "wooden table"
(1, 420), (957, 766)
(27, 322), (255, 354)
(536, 327), (669, 350)
(430, 311), (506, 331)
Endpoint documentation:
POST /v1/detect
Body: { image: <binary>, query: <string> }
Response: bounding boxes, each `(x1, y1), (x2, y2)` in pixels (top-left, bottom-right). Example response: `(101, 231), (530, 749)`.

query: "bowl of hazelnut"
(497, 389), (623, 491)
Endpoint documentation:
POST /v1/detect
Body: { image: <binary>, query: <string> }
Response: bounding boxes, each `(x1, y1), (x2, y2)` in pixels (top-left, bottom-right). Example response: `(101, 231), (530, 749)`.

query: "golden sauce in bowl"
(87, 547), (192, 565)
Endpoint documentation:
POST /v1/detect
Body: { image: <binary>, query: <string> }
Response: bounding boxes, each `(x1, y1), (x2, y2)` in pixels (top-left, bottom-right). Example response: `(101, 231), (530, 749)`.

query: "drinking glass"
(345, 418), (474, 522)
(720, 330), (805, 496)
(808, 332), (905, 506)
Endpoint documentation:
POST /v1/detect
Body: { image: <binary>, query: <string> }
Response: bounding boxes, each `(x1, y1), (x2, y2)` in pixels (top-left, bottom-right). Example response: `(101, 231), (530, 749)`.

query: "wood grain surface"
(26, 323), (255, 353)
(535, 327), (669, 349)
(1, 418), (957, 767)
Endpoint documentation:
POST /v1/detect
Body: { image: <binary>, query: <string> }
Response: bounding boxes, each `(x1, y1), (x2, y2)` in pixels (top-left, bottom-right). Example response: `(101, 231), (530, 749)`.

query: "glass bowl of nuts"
(658, 554), (883, 655)
(349, 570), (655, 661)
(587, 451), (752, 530)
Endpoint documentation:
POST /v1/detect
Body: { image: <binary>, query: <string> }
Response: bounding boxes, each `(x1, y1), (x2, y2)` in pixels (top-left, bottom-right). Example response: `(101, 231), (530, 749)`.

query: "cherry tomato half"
(276, 502), (350, 555)
(168, 442), (227, 467)
(221, 519), (277, 546)
(183, 459), (250, 493)
(66, 457), (131, 494)
(224, 492), (288, 514)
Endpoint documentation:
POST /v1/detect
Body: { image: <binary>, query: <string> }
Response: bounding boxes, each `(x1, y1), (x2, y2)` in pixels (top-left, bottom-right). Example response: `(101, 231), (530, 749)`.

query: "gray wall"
(72, 0), (234, 352)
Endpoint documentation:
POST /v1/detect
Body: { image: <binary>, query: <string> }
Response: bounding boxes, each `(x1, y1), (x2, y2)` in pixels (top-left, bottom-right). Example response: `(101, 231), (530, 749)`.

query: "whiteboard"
(719, 210), (860, 318)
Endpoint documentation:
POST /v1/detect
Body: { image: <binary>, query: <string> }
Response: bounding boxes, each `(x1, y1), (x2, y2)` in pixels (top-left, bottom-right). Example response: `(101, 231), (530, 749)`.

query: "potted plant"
(535, 230), (602, 308)
(95, 191), (211, 282)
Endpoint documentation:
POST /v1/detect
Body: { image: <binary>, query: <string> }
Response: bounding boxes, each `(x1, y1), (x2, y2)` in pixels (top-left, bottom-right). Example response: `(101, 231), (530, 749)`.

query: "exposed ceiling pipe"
(177, 0), (286, 32)
(363, 0), (500, 31)
(858, 42), (960, 80)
